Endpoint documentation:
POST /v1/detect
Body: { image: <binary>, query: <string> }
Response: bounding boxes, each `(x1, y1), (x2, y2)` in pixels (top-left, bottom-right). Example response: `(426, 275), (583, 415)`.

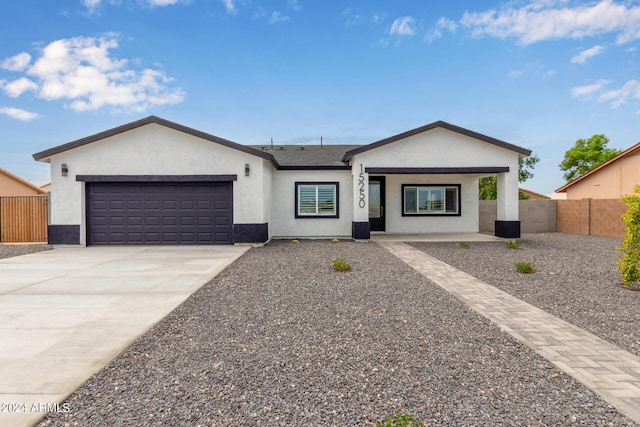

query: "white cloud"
(0, 107), (39, 121)
(598, 79), (640, 107)
(269, 11), (289, 24)
(81, 0), (101, 13)
(461, 0), (640, 45)
(1, 36), (184, 113)
(343, 9), (386, 27)
(147, 0), (183, 6)
(221, 0), (236, 14)
(425, 17), (457, 42)
(1, 52), (31, 72)
(509, 70), (525, 79)
(571, 45), (605, 63)
(2, 77), (38, 98)
(287, 0), (300, 11)
(570, 79), (610, 97)
(389, 17), (416, 37)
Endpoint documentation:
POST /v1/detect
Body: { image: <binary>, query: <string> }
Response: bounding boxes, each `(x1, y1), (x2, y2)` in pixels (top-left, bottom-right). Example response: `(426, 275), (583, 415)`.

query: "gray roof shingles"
(247, 145), (359, 168)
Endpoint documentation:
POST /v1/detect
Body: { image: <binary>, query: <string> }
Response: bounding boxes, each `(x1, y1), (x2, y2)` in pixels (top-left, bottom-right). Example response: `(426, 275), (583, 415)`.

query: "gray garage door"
(87, 182), (233, 245)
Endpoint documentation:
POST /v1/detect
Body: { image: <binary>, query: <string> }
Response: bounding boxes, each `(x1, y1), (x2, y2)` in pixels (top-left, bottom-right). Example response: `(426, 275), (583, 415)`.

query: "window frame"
(295, 182), (340, 218)
(401, 184), (461, 217)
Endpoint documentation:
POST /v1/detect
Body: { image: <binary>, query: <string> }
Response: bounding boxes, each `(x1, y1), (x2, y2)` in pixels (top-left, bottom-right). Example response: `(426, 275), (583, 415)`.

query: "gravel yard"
(411, 233), (640, 357)
(38, 237), (637, 426)
(0, 244), (51, 259)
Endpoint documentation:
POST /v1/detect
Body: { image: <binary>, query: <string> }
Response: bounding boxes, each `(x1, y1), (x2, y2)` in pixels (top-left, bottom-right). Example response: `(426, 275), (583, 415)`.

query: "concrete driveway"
(0, 245), (249, 427)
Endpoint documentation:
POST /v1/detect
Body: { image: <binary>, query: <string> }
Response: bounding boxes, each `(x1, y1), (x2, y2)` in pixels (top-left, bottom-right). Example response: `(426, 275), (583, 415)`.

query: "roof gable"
(32, 116), (279, 167)
(342, 121), (531, 161)
(556, 141), (640, 193)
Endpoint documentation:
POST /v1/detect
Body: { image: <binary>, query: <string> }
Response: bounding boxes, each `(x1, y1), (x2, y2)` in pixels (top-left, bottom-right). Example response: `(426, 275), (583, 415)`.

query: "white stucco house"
(32, 116), (531, 245)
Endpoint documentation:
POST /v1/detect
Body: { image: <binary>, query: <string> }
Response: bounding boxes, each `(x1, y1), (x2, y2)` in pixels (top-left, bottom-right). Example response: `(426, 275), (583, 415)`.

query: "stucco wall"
(351, 127), (522, 232)
(48, 124), (267, 244)
(270, 170), (353, 238)
(0, 173), (43, 196)
(565, 152), (640, 199)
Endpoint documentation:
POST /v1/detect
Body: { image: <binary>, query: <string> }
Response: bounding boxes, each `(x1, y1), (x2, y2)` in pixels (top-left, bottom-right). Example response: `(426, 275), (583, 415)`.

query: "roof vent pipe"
(321, 136), (323, 149)
(271, 137), (273, 150)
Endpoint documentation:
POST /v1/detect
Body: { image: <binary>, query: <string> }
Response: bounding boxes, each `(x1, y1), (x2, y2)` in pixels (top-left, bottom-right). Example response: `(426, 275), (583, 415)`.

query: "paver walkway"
(381, 242), (640, 424)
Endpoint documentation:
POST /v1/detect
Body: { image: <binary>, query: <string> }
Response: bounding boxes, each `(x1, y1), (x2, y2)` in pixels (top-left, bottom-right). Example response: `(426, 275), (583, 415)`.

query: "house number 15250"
(358, 164), (366, 208)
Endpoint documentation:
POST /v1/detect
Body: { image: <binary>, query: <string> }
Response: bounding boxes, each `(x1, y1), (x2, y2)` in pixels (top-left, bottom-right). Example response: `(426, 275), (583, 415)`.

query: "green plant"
(332, 258), (351, 272)
(459, 241), (469, 249)
(506, 239), (522, 249)
(292, 239), (299, 244)
(515, 262), (535, 274)
(618, 185), (640, 286)
(377, 413), (425, 427)
(332, 238), (339, 243)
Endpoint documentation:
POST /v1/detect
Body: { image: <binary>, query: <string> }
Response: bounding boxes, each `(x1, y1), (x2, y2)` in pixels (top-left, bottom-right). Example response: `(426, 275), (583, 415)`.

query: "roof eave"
(32, 116), (280, 168)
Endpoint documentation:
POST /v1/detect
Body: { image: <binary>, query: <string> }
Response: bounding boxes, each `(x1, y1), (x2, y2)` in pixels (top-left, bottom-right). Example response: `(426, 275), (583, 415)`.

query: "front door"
(369, 176), (385, 231)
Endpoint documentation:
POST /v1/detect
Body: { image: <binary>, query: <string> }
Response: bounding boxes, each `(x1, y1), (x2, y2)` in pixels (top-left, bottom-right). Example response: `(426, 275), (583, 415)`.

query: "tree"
(479, 155), (539, 200)
(559, 134), (621, 182)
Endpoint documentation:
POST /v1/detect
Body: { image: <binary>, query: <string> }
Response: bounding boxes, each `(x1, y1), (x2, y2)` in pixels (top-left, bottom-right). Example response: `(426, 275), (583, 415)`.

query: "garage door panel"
(87, 182), (233, 245)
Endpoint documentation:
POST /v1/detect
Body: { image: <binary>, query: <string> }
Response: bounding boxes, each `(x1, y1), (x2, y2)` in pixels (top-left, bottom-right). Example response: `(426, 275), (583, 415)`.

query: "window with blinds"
(295, 182), (339, 218)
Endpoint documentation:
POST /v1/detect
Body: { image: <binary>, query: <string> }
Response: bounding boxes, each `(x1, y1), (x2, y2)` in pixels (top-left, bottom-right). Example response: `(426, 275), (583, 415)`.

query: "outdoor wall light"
(245, 163), (250, 177)
(61, 164), (68, 177)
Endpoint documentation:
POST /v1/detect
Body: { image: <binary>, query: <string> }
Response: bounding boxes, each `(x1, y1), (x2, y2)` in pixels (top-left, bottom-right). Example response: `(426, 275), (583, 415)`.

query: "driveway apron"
(0, 245), (249, 427)
(381, 242), (640, 424)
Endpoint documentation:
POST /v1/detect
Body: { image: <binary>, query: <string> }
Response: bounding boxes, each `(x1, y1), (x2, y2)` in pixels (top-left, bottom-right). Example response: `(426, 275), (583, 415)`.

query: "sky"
(1, 0), (639, 195)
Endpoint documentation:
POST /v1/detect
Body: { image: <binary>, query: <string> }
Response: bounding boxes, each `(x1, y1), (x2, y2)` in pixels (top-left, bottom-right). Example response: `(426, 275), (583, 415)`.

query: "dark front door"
(86, 181), (233, 245)
(369, 176), (385, 231)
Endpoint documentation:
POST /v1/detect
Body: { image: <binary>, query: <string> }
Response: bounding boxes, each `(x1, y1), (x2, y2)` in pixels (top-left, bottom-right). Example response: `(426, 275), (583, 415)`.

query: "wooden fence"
(0, 196), (48, 243)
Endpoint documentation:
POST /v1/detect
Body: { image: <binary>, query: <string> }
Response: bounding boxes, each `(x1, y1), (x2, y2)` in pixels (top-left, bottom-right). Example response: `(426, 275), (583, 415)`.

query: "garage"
(86, 181), (233, 245)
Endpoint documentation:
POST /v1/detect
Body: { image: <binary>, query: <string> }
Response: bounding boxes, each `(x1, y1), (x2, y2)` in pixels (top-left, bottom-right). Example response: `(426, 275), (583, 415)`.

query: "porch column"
(496, 169), (521, 238)
(351, 163), (370, 239)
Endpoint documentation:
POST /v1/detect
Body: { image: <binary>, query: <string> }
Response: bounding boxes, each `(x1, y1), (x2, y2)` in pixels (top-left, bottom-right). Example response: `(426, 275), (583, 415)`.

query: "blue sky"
(1, 0), (639, 194)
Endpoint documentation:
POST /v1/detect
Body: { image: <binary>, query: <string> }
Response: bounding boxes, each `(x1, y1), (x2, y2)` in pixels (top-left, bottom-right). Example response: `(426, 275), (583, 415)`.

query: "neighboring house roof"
(343, 120), (532, 161)
(0, 167), (46, 195)
(32, 115), (279, 167)
(519, 187), (550, 200)
(555, 141), (640, 193)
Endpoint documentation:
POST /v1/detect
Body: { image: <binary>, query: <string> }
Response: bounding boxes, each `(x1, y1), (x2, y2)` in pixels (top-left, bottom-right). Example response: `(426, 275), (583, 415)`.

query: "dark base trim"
(48, 225), (81, 245)
(234, 223), (269, 243)
(495, 220), (521, 238)
(352, 221), (370, 240)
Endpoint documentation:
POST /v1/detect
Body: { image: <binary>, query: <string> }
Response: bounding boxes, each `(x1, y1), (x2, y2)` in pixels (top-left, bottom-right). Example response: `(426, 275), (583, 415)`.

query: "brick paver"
(381, 242), (640, 423)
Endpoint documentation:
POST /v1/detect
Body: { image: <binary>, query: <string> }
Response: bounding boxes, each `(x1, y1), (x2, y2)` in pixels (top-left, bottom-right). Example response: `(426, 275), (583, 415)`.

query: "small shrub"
(332, 258), (351, 272)
(377, 413), (425, 427)
(292, 239), (299, 244)
(459, 241), (469, 249)
(515, 262), (535, 273)
(506, 239), (522, 249)
(332, 238), (339, 244)
(618, 185), (640, 286)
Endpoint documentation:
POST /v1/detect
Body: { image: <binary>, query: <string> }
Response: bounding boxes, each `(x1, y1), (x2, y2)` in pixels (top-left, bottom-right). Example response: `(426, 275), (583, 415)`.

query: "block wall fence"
(479, 199), (627, 239)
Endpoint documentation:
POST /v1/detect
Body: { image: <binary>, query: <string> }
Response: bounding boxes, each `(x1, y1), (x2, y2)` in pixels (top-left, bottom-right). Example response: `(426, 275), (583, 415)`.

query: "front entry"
(369, 176), (385, 231)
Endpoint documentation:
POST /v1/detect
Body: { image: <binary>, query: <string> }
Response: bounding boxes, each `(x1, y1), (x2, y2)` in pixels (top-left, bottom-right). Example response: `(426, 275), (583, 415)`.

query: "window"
(295, 182), (339, 218)
(402, 185), (460, 216)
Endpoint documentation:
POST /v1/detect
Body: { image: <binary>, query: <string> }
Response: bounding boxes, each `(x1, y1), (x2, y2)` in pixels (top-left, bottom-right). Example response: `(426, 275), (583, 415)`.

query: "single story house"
(32, 116), (531, 245)
(0, 167), (46, 197)
(555, 142), (640, 199)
